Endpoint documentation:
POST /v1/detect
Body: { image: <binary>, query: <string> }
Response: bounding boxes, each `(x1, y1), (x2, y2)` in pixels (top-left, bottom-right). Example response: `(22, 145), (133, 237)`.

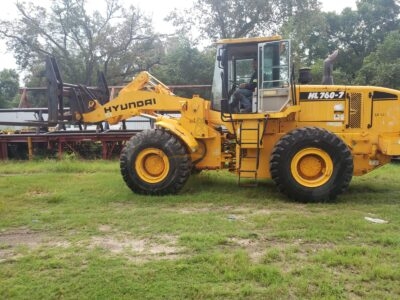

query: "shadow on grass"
(116, 171), (288, 207)
(184, 172), (283, 198)
(117, 168), (400, 207)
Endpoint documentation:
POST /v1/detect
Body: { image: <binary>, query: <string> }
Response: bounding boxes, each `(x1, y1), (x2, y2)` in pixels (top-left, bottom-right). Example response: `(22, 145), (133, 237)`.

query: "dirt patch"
(98, 225), (112, 232)
(173, 204), (215, 214)
(0, 228), (44, 247)
(91, 236), (146, 253)
(90, 234), (184, 263)
(172, 205), (274, 216)
(0, 228), (43, 262)
(228, 237), (266, 262)
(26, 188), (52, 198)
(0, 228), (71, 262)
(250, 208), (273, 215)
(0, 248), (15, 262)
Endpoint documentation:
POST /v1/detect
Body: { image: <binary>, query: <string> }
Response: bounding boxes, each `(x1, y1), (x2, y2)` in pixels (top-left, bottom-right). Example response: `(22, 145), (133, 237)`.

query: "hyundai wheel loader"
(47, 35), (400, 202)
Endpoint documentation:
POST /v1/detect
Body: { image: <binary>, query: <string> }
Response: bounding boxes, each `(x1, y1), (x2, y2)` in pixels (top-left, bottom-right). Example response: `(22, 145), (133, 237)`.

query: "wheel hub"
(291, 148), (333, 187)
(135, 148), (169, 183)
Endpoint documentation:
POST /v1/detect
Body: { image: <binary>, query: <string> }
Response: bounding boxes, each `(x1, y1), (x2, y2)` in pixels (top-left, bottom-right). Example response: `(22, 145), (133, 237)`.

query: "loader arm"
(80, 71), (187, 125)
(79, 71), (217, 153)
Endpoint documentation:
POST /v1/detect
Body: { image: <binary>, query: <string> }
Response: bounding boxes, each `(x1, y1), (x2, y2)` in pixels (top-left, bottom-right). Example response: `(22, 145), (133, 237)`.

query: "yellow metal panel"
(156, 119), (198, 153)
(370, 100), (400, 133)
(378, 135), (400, 155)
(179, 97), (211, 138)
(298, 101), (341, 121)
(336, 133), (376, 156)
(191, 135), (222, 170)
(257, 133), (284, 179)
(352, 153), (391, 176)
(267, 105), (300, 119)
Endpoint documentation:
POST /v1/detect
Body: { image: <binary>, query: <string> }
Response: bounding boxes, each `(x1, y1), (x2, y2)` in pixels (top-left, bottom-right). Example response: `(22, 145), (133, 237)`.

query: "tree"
(167, 0), (321, 42)
(0, 0), (160, 85)
(356, 0), (399, 54)
(150, 37), (214, 98)
(324, 0), (399, 83)
(355, 31), (400, 89)
(280, 6), (328, 69)
(0, 69), (19, 108)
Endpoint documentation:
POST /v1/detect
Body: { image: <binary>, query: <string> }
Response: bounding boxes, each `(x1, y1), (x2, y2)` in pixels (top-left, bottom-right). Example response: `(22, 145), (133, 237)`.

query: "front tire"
(270, 127), (353, 202)
(120, 129), (191, 195)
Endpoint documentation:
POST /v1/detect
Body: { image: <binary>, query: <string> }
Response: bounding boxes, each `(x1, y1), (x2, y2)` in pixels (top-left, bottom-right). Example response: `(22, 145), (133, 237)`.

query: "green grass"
(0, 159), (399, 299)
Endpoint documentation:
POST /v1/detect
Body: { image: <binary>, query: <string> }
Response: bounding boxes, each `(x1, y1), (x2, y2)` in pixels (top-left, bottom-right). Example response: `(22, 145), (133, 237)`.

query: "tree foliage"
(167, 0), (321, 41)
(0, 69), (19, 108)
(356, 31), (400, 89)
(0, 0), (160, 85)
(151, 37), (214, 98)
(279, 0), (400, 85)
(281, 7), (328, 68)
(323, 0), (399, 83)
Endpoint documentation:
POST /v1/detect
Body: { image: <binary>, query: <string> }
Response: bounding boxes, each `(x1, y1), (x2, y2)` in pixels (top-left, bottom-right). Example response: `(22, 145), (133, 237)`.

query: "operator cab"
(211, 36), (291, 114)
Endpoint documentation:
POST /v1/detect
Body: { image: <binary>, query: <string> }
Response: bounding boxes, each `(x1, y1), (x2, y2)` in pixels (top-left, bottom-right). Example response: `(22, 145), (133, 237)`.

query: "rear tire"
(270, 127), (353, 202)
(120, 129), (191, 195)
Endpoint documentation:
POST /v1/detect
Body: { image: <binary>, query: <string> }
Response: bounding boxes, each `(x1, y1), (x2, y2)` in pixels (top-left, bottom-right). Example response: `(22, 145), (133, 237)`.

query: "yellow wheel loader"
(46, 36), (400, 202)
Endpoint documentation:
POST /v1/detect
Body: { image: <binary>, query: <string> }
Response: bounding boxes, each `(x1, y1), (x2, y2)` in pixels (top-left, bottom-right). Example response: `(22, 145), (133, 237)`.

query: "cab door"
(257, 40), (291, 112)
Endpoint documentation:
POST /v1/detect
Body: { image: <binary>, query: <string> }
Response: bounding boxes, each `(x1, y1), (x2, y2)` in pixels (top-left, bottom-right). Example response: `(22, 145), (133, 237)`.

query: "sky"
(0, 0), (357, 71)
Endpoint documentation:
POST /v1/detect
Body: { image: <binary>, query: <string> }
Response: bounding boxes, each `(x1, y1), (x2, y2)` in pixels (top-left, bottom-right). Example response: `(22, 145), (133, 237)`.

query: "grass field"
(0, 160), (399, 299)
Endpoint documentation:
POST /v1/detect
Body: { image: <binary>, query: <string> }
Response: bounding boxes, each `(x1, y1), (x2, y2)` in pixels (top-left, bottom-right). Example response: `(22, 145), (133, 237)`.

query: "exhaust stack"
(322, 50), (339, 85)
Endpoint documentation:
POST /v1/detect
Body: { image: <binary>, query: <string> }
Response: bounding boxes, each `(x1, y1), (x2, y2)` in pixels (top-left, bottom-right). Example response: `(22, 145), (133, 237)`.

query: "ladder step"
(238, 172), (258, 185)
(239, 174), (257, 178)
(239, 170), (257, 175)
(237, 119), (266, 188)
(239, 144), (261, 149)
(241, 128), (258, 131)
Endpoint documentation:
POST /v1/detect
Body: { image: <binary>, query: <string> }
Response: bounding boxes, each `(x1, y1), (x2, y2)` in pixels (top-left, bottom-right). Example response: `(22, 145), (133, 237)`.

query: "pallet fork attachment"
(45, 56), (110, 127)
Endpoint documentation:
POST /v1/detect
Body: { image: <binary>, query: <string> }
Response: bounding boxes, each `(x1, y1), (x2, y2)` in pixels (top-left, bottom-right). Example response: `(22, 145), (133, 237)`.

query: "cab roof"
(215, 35), (282, 45)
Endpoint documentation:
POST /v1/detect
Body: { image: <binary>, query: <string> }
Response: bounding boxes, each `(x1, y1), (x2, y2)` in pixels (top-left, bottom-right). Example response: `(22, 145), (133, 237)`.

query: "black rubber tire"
(270, 127), (353, 202)
(120, 129), (192, 195)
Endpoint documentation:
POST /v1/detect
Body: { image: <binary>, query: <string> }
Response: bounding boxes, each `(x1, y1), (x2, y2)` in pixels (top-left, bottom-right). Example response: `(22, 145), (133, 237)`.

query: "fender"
(156, 118), (199, 153)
